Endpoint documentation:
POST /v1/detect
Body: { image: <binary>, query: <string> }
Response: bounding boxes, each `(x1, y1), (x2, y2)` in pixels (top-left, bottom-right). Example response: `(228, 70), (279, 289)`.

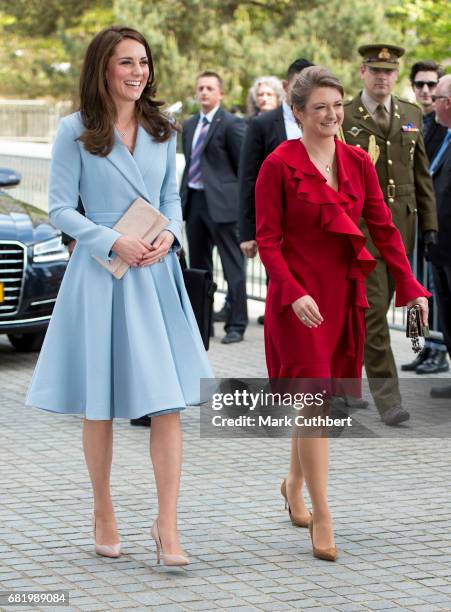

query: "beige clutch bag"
(93, 197), (169, 279)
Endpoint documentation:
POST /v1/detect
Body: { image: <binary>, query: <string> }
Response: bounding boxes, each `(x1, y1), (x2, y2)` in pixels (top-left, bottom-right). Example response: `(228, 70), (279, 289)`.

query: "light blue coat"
(26, 112), (214, 420)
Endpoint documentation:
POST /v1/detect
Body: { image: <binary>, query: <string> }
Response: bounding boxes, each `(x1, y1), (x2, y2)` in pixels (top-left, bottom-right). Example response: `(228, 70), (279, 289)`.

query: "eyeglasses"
(413, 81), (438, 89)
(431, 95), (449, 103)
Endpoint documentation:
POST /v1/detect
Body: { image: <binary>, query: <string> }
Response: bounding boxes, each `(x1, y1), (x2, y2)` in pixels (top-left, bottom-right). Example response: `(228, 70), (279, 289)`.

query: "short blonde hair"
(291, 66), (344, 111)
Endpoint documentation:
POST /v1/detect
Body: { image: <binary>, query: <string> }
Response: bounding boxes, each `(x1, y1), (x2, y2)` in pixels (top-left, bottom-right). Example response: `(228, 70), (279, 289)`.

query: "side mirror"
(0, 168), (21, 188)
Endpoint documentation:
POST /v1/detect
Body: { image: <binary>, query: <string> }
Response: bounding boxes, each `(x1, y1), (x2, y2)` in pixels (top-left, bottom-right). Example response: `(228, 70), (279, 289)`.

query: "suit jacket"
(238, 106), (287, 241)
(424, 111), (448, 162)
(180, 107), (246, 224)
(342, 93), (437, 256)
(255, 139), (428, 379)
(429, 137), (451, 265)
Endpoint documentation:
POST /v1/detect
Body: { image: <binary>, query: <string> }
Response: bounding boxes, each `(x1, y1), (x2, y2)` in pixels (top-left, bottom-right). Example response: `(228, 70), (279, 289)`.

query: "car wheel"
(7, 332), (45, 352)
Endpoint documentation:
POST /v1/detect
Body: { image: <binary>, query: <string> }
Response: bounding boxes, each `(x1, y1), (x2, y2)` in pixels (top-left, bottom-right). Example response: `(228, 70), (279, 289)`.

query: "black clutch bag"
(179, 251), (216, 351)
(406, 305), (429, 353)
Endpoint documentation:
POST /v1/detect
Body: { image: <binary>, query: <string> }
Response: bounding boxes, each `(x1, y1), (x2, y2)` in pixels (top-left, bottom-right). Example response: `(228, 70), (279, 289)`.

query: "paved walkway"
(1, 303), (451, 612)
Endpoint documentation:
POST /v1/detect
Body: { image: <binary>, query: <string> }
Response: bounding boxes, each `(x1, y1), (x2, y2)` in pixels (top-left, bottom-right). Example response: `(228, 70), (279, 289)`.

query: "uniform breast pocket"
(400, 132), (418, 166)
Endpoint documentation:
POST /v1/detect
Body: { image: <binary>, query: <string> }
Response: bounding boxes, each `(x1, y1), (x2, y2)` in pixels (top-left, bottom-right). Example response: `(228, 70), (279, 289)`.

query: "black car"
(0, 168), (68, 351)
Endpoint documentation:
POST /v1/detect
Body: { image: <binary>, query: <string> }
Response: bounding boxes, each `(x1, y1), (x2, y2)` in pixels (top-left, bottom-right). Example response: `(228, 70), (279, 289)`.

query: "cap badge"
(378, 48), (391, 59)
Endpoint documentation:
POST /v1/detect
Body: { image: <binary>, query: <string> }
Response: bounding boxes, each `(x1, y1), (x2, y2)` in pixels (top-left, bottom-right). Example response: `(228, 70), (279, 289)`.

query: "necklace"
(301, 139), (335, 173)
(115, 118), (135, 138)
(309, 153), (335, 173)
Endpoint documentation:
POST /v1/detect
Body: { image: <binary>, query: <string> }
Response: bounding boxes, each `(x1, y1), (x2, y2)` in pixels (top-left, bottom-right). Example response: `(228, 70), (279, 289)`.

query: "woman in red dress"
(255, 67), (429, 561)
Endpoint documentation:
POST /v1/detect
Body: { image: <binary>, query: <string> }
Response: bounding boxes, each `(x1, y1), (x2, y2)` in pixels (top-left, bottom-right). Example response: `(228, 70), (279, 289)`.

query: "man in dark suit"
(428, 75), (451, 399)
(180, 71), (247, 344)
(402, 60), (449, 375)
(238, 59), (313, 259)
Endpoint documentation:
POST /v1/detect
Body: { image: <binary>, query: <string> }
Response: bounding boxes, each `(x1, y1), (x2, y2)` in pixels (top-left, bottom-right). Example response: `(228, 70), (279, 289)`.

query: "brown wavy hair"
(78, 25), (174, 156)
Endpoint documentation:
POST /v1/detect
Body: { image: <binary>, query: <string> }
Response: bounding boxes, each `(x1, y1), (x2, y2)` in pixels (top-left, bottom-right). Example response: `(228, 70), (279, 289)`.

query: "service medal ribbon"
(402, 123), (419, 132)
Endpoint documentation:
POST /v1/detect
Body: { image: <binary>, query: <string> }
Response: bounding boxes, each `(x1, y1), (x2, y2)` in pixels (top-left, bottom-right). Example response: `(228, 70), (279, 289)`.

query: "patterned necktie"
(188, 117), (210, 184)
(374, 103), (390, 136)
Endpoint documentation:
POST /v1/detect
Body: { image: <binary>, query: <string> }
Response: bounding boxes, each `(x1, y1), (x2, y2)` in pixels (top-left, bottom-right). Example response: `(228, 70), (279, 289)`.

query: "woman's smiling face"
(293, 87), (344, 138)
(105, 38), (150, 105)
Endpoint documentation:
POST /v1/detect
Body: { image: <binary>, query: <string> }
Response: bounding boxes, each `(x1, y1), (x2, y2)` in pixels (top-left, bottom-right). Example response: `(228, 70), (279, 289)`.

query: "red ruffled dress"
(255, 139), (429, 381)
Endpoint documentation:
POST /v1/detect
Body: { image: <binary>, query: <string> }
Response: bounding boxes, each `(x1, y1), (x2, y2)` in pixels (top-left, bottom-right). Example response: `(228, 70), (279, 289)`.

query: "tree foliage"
(0, 0), (449, 106)
(387, 0), (450, 63)
(114, 0), (404, 111)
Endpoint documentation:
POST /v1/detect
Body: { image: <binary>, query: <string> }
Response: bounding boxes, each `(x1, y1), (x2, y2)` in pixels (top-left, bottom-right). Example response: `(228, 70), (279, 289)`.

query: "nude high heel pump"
(280, 479), (311, 528)
(151, 519), (189, 566)
(92, 514), (121, 558)
(308, 518), (338, 562)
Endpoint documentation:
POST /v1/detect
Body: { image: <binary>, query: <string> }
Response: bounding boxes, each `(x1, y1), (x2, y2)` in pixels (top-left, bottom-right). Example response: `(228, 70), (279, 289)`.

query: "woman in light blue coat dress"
(26, 25), (213, 566)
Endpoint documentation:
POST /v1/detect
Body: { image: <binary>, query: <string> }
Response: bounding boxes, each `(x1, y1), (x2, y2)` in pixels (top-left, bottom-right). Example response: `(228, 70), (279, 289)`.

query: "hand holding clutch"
(93, 197), (169, 279)
(139, 230), (175, 266)
(406, 297), (429, 327)
(406, 298), (429, 354)
(112, 235), (153, 266)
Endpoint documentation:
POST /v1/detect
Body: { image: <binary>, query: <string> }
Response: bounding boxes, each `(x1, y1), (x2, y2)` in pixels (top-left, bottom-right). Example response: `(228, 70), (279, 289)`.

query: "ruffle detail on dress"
(274, 140), (378, 374)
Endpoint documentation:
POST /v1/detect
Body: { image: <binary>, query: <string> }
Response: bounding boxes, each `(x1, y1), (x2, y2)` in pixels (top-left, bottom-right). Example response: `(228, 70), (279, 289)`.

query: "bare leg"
(297, 436), (334, 549)
(284, 433), (310, 521)
(82, 419), (119, 545)
(150, 412), (184, 555)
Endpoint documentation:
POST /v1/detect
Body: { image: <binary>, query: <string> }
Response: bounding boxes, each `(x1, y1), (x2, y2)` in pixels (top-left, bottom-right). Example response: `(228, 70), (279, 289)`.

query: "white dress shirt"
(282, 100), (302, 140)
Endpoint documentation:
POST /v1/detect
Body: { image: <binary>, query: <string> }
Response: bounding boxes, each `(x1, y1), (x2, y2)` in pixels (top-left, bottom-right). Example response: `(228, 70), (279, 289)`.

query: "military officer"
(342, 44), (438, 426)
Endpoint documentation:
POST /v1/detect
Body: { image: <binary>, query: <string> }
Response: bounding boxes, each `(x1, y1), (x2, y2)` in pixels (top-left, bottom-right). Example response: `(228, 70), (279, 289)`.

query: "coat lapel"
(432, 140), (451, 176)
(387, 97), (404, 140)
(274, 106), (287, 142)
(201, 107), (223, 151)
(106, 129), (151, 201)
(184, 114), (199, 163)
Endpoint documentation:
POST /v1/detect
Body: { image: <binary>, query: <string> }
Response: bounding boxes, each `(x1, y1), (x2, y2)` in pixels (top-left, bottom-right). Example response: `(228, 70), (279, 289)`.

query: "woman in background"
(246, 75), (284, 118)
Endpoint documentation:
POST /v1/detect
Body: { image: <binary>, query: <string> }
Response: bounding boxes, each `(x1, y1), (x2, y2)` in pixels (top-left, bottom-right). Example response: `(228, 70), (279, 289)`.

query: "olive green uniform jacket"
(342, 93), (437, 413)
(342, 93), (437, 257)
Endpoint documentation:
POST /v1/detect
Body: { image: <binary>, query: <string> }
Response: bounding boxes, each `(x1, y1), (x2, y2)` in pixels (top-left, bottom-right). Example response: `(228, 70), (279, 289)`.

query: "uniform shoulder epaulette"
(396, 96), (420, 110)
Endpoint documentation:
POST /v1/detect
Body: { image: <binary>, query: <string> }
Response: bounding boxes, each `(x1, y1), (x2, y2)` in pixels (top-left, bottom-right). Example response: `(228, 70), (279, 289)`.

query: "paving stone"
(1, 324), (451, 611)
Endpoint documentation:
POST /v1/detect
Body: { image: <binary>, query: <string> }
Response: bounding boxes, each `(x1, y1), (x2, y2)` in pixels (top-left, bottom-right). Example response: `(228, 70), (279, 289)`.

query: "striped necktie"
(188, 117), (210, 185)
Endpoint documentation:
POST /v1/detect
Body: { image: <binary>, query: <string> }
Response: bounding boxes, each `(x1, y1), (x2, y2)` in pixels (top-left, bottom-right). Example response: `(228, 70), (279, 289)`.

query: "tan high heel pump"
(151, 520), (189, 566)
(308, 518), (338, 561)
(280, 479), (311, 528)
(92, 514), (121, 558)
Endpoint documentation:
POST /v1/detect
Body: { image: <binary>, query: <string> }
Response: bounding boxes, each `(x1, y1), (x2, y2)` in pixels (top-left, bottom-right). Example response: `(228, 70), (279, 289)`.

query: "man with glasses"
(427, 75), (451, 399)
(342, 44), (438, 425)
(402, 61), (449, 375)
(410, 61), (447, 161)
